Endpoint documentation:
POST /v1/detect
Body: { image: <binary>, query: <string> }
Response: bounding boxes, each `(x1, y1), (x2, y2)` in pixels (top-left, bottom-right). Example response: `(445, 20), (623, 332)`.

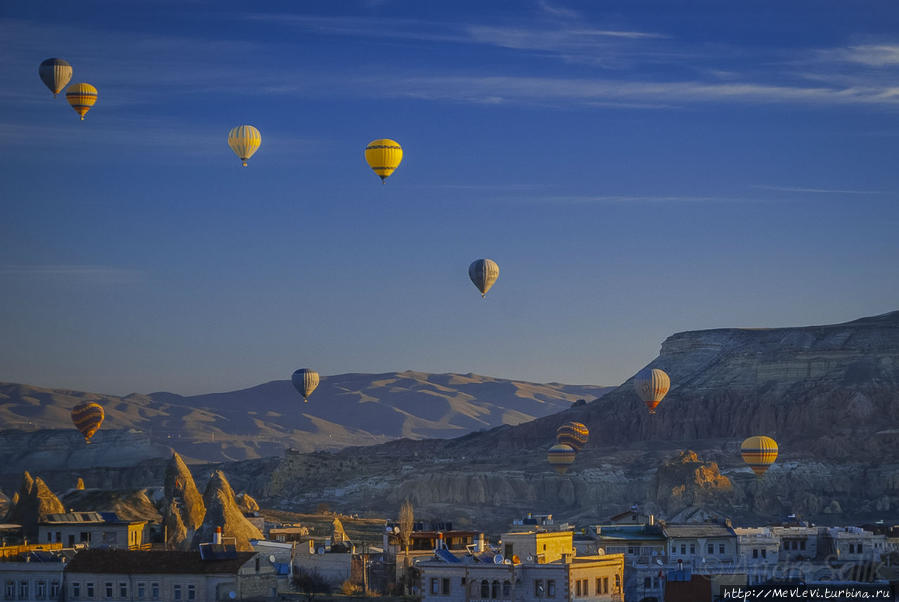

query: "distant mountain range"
(0, 372), (611, 465)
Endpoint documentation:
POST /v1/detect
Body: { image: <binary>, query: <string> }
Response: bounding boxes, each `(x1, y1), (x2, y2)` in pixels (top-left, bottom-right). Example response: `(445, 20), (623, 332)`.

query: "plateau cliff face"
(260, 311), (899, 528)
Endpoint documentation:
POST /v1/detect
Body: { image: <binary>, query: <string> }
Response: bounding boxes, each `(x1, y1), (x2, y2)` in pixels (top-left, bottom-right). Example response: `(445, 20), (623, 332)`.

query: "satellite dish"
(317, 546), (326, 555)
(394, 526), (400, 534)
(229, 593), (236, 600)
(385, 526), (393, 533)
(656, 559), (663, 567)
(493, 554), (504, 564)
(269, 554), (276, 563)
(597, 548), (605, 556)
(527, 555), (534, 562)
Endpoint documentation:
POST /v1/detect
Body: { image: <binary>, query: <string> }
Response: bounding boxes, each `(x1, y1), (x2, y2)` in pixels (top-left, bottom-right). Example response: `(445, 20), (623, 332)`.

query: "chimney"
(213, 527), (222, 545)
(435, 532), (444, 552)
(476, 533), (485, 554)
(649, 514), (655, 526)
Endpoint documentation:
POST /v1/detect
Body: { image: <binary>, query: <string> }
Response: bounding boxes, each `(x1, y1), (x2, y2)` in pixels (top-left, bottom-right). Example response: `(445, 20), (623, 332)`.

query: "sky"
(1, 0), (898, 396)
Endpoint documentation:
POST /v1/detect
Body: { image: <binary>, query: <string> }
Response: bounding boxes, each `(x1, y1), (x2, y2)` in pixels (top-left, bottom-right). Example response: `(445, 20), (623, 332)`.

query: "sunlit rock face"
(6, 471), (65, 537)
(191, 470), (262, 552)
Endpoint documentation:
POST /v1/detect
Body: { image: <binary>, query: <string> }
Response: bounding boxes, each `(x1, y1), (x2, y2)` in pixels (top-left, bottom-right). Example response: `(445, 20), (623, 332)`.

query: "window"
(491, 580), (499, 599)
(120, 583), (128, 598)
(502, 581), (510, 598)
(690, 544), (696, 554)
(799, 540), (806, 551)
(547, 580), (555, 598)
(708, 543), (714, 554)
(534, 579), (544, 598)
(55, 531), (61, 542)
(51, 582), (60, 598)
(5, 581), (15, 600)
(719, 544), (725, 554)
(138, 583), (146, 599)
(72, 582), (81, 599)
(187, 585), (196, 601)
(680, 544), (686, 554)
(603, 577), (609, 593)
(596, 578), (602, 595)
(106, 582), (114, 598)
(575, 580), (581, 597)
(86, 582), (95, 599)
(761, 549), (767, 559)
(151, 583), (160, 601)
(430, 578), (440, 594)
(644, 577), (652, 588)
(628, 546), (635, 555)
(19, 581), (28, 599)
(174, 584), (182, 600)
(753, 549), (758, 558)
(858, 544), (864, 554)
(36, 581), (48, 601)
(482, 580), (490, 598)
(256, 557), (261, 572)
(442, 578), (450, 595)
(80, 531), (90, 543)
(48, 531), (53, 542)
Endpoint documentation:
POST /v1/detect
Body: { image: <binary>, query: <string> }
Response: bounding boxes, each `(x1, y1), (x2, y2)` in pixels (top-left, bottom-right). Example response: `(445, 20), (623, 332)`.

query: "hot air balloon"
(634, 368), (670, 414)
(556, 421), (589, 452)
(39, 58), (72, 97)
(364, 139), (403, 182)
(71, 402), (104, 443)
(741, 436), (778, 476)
(291, 368), (320, 402)
(227, 125), (262, 167)
(66, 83), (97, 120)
(547, 443), (576, 474)
(469, 259), (499, 298)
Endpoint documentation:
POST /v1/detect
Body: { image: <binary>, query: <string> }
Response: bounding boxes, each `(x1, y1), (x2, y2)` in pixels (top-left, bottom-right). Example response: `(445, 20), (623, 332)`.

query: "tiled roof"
(65, 550), (256, 574)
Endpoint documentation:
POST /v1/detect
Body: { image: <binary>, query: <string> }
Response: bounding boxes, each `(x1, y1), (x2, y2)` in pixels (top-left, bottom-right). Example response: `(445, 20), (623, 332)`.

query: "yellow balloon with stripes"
(364, 139), (403, 182)
(71, 402), (105, 443)
(740, 435), (778, 476)
(547, 443), (576, 474)
(66, 83), (98, 120)
(227, 125), (262, 167)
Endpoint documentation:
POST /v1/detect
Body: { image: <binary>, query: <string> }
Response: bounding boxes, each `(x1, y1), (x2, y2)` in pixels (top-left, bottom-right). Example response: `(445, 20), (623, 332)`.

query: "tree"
(293, 568), (331, 602)
(398, 500), (414, 594)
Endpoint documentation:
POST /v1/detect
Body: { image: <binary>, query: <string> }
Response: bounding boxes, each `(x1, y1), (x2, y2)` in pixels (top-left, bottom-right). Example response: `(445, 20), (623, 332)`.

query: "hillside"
(0, 372), (610, 466)
(259, 310), (899, 528)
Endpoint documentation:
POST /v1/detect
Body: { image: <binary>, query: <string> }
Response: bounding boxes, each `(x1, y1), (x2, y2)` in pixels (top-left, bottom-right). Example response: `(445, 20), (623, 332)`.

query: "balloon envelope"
(39, 58), (72, 97)
(547, 443), (576, 474)
(227, 125), (262, 166)
(291, 369), (320, 402)
(364, 139), (403, 181)
(71, 402), (104, 443)
(469, 259), (500, 297)
(634, 368), (670, 414)
(66, 83), (97, 120)
(741, 435), (778, 476)
(556, 421), (589, 452)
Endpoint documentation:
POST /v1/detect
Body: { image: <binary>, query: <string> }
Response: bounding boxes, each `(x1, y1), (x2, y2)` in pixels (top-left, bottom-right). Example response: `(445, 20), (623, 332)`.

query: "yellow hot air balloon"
(469, 259), (500, 298)
(227, 125), (262, 167)
(71, 402), (105, 443)
(634, 368), (670, 414)
(364, 139), (403, 182)
(66, 83), (97, 120)
(39, 58), (73, 97)
(291, 368), (320, 402)
(556, 421), (589, 452)
(741, 436), (778, 476)
(547, 443), (576, 474)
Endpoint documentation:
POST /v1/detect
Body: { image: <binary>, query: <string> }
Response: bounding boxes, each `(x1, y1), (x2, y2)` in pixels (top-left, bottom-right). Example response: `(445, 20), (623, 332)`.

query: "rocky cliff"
(191, 470), (262, 551)
(6, 471), (65, 537)
(258, 311), (899, 529)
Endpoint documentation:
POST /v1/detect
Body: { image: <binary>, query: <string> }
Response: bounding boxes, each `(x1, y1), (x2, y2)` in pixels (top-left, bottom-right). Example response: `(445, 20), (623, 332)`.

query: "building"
(38, 512), (146, 550)
(268, 525), (309, 543)
(418, 531), (624, 602)
(734, 528), (779, 585)
(64, 549), (278, 601)
(662, 523), (738, 568)
(770, 526), (818, 561)
(292, 538), (355, 586)
(821, 527), (889, 564)
(592, 524), (667, 602)
(0, 549), (69, 602)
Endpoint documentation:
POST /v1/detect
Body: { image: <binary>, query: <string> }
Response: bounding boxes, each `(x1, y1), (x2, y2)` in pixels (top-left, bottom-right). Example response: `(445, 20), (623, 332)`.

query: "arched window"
(491, 580), (500, 599)
(502, 580), (511, 599)
(481, 580), (490, 599)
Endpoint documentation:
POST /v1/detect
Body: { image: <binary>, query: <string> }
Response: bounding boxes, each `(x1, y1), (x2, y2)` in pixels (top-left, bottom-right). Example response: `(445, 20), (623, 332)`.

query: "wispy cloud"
(0, 265), (145, 283)
(819, 44), (899, 67)
(536, 1), (581, 20)
(752, 185), (884, 195)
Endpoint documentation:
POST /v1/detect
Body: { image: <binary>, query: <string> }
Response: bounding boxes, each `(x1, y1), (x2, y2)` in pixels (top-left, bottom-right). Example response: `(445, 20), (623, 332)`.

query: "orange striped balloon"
(71, 402), (105, 443)
(556, 421), (589, 451)
(741, 435), (778, 476)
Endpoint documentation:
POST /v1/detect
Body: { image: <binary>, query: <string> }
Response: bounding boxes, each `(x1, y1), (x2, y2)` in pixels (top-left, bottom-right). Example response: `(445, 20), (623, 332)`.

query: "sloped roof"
(65, 550), (256, 574)
(662, 524), (735, 538)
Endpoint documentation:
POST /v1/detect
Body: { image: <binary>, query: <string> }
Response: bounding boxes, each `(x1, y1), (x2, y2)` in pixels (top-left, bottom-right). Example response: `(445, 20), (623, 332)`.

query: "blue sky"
(1, 0), (898, 395)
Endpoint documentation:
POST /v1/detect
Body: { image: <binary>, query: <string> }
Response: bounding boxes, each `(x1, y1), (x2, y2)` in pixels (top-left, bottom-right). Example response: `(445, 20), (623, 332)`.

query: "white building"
(0, 551), (66, 602)
(734, 528), (780, 585)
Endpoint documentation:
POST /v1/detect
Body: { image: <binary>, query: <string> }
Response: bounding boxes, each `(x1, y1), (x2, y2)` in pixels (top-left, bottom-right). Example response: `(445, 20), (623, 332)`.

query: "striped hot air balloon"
(227, 125), (262, 167)
(291, 368), (320, 403)
(547, 443), (576, 474)
(364, 139), (403, 182)
(39, 58), (72, 97)
(634, 368), (670, 414)
(556, 421), (589, 452)
(66, 83), (98, 120)
(71, 402), (105, 443)
(469, 259), (500, 298)
(741, 436), (778, 476)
